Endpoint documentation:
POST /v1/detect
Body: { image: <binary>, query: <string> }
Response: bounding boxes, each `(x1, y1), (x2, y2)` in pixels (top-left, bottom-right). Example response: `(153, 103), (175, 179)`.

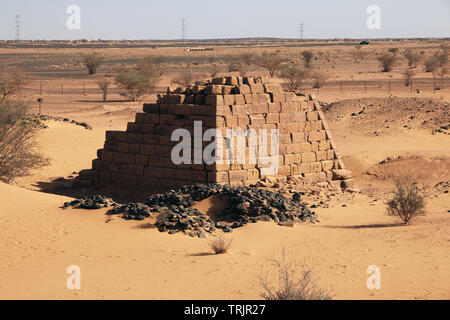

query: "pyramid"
(79, 76), (353, 192)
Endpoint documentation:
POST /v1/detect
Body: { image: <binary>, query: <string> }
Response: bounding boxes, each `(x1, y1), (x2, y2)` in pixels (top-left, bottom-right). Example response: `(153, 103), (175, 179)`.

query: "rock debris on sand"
(62, 183), (319, 237)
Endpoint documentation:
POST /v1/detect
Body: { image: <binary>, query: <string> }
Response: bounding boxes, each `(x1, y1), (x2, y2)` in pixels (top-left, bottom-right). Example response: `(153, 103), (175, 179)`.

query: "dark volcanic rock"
(64, 183), (319, 238)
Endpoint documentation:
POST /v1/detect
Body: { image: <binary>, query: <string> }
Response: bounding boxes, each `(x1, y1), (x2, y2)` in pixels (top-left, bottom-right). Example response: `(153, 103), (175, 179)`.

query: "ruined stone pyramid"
(79, 76), (352, 192)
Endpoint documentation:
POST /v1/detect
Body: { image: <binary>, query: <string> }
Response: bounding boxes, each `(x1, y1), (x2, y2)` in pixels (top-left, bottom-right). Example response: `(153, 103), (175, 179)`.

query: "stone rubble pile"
(62, 183), (319, 237)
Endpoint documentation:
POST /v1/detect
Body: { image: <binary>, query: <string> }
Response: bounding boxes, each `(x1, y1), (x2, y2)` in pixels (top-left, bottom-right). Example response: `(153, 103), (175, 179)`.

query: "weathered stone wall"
(81, 76), (352, 192)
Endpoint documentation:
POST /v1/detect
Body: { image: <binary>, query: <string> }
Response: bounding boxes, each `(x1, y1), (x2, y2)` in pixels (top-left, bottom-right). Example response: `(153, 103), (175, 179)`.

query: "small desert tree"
(312, 71), (329, 88)
(424, 56), (440, 73)
(114, 58), (161, 101)
(404, 49), (421, 67)
(433, 67), (448, 90)
(301, 50), (314, 68)
(434, 46), (449, 68)
(0, 100), (48, 182)
(139, 55), (165, 75)
(96, 77), (112, 102)
(259, 248), (332, 300)
(377, 53), (397, 72)
(81, 52), (105, 75)
(254, 51), (288, 77)
(280, 65), (309, 91)
(402, 68), (415, 87)
(114, 71), (152, 102)
(0, 66), (27, 103)
(386, 174), (426, 226)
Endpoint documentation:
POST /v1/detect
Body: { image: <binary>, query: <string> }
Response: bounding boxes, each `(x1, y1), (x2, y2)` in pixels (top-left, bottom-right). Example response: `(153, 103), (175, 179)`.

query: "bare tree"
(254, 51), (288, 77)
(312, 71), (329, 88)
(81, 52), (105, 75)
(0, 66), (27, 103)
(96, 77), (112, 102)
(424, 56), (440, 73)
(402, 68), (415, 87)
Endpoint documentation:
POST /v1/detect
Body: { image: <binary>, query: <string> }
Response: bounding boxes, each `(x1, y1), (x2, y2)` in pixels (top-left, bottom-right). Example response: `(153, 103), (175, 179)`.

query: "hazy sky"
(0, 0), (449, 40)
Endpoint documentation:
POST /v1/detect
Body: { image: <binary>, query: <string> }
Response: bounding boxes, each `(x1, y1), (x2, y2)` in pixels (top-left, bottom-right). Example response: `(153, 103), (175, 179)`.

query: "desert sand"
(0, 40), (449, 300)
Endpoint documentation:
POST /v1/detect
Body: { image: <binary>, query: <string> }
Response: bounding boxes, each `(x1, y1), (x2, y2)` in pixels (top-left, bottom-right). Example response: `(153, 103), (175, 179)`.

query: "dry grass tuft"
(259, 248), (333, 300)
(209, 235), (232, 254)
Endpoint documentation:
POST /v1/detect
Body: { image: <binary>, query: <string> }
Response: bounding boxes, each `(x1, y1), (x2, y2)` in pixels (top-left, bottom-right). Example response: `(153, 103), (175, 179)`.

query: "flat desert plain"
(0, 39), (449, 299)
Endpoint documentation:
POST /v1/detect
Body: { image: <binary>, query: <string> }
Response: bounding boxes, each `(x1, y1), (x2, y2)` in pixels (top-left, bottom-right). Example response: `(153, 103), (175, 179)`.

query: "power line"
(15, 14), (21, 41)
(182, 18), (186, 41)
(299, 21), (304, 41)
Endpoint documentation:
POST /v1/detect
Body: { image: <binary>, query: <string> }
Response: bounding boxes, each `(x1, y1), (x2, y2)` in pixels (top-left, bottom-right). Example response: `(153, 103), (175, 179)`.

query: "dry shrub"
(0, 100), (48, 182)
(209, 235), (232, 254)
(377, 53), (397, 72)
(351, 46), (368, 62)
(280, 65), (309, 91)
(312, 71), (329, 88)
(386, 174), (427, 226)
(175, 69), (203, 86)
(259, 248), (332, 300)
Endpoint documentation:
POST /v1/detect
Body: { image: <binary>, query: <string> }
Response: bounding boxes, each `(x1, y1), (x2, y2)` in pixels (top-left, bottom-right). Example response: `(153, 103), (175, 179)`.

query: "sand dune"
(1, 177), (448, 299)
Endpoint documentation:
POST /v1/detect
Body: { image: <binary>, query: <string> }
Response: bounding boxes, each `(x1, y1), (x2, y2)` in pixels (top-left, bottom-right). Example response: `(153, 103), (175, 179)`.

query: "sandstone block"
(333, 169), (352, 180)
(302, 152), (316, 163)
(321, 160), (334, 171)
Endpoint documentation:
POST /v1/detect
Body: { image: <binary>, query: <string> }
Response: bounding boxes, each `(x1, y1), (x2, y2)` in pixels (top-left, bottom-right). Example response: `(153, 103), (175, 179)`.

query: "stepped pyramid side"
(78, 76), (353, 192)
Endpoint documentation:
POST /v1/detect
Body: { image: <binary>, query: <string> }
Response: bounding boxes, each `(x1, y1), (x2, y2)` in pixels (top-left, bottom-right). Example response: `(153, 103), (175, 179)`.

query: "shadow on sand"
(320, 223), (402, 229)
(186, 252), (216, 257)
